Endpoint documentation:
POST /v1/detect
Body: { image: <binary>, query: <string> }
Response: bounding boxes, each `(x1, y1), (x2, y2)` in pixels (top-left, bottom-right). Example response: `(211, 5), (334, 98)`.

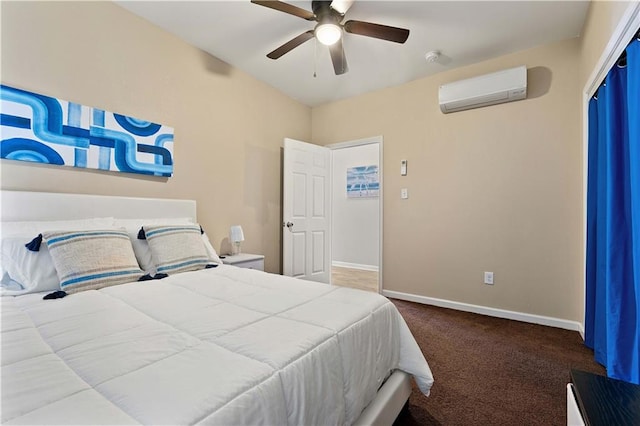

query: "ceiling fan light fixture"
(315, 23), (341, 46)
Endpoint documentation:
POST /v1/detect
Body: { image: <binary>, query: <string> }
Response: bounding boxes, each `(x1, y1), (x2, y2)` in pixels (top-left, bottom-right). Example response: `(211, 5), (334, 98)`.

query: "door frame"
(326, 136), (383, 293)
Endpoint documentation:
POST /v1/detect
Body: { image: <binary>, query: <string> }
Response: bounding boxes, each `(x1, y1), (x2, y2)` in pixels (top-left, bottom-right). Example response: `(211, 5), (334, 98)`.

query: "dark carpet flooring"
(391, 299), (605, 426)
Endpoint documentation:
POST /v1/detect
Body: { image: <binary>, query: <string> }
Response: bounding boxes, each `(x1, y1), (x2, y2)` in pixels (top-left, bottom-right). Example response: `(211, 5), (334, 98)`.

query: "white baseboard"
(332, 261), (379, 272)
(383, 290), (585, 334)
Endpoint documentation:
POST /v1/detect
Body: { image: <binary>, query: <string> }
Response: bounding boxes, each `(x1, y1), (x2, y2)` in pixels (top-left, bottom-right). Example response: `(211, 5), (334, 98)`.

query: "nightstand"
(220, 253), (265, 271)
(568, 369), (640, 426)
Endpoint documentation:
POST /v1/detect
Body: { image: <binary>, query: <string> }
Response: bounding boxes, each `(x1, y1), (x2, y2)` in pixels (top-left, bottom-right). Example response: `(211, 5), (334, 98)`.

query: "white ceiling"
(116, 1), (590, 107)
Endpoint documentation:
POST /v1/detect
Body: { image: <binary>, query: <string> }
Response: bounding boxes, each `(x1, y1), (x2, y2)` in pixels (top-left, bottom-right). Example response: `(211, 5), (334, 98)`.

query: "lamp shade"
(315, 23), (341, 46)
(229, 225), (244, 243)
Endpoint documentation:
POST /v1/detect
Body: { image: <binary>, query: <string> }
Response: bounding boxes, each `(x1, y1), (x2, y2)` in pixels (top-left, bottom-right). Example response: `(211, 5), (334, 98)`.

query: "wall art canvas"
(346, 164), (379, 198)
(0, 84), (174, 177)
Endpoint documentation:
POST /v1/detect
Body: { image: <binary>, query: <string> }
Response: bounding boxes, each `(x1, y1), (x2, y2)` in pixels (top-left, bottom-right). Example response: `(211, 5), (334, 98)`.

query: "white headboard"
(0, 191), (196, 222)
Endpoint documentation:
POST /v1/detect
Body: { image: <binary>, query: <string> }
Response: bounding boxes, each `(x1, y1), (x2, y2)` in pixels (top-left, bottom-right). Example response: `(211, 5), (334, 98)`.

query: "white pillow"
(201, 233), (223, 265)
(114, 218), (222, 274)
(0, 251), (26, 296)
(0, 272), (24, 293)
(0, 237), (58, 296)
(0, 217), (116, 295)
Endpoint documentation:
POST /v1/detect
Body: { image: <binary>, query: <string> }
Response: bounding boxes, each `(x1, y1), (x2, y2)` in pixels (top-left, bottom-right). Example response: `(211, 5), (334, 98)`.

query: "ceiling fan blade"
(329, 38), (348, 75)
(344, 20), (410, 43)
(266, 30), (315, 59)
(330, 0), (355, 15)
(251, 0), (316, 21)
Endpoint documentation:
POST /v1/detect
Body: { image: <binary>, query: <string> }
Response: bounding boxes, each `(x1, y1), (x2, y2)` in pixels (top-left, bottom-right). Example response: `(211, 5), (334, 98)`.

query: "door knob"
(284, 221), (294, 231)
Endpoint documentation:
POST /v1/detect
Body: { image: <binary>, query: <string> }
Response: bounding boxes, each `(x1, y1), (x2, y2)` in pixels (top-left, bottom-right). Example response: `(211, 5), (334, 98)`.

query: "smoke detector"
(425, 50), (441, 63)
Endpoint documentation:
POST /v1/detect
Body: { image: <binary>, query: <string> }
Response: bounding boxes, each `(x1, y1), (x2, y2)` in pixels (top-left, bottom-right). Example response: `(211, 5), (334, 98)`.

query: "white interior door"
(283, 138), (331, 283)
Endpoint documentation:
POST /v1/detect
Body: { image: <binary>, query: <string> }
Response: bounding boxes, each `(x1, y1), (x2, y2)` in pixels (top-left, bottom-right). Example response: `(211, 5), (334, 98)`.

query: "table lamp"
(229, 225), (244, 255)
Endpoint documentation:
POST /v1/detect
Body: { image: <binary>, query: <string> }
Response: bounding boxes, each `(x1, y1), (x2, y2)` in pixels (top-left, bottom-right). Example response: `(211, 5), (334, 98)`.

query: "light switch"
(401, 188), (408, 199)
(401, 160), (407, 176)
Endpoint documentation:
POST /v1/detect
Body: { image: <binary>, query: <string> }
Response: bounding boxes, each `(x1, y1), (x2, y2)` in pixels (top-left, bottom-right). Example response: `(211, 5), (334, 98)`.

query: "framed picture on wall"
(0, 84), (174, 177)
(347, 165), (379, 198)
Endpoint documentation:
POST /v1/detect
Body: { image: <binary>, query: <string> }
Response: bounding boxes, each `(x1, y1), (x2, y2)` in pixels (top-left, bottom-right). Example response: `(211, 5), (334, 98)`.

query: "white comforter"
(1, 266), (433, 425)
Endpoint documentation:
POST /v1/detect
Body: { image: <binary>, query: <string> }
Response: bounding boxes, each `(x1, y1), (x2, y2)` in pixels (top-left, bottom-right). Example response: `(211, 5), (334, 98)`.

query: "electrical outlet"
(401, 188), (408, 199)
(484, 272), (494, 285)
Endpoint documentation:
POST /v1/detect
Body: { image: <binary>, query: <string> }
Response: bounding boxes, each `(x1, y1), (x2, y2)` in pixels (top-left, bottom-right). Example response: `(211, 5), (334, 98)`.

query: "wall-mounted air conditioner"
(438, 66), (527, 113)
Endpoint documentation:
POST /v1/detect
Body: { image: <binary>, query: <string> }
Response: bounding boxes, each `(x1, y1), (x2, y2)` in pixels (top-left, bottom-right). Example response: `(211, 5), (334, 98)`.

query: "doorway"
(328, 136), (382, 293)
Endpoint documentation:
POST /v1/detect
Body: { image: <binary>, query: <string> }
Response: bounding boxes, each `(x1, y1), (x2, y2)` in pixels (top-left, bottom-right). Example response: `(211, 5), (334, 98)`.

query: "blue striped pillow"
(143, 225), (212, 275)
(42, 229), (144, 294)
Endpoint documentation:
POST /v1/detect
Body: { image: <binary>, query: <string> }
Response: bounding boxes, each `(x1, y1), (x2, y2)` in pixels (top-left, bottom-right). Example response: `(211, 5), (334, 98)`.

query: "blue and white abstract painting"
(0, 84), (174, 177)
(347, 165), (379, 198)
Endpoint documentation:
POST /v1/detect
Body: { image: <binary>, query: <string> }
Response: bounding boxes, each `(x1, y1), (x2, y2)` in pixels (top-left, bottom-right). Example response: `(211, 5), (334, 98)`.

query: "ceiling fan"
(251, 0), (410, 75)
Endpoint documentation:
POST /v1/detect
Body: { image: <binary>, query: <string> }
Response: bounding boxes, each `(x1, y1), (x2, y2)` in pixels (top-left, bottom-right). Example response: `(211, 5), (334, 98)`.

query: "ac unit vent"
(439, 66), (527, 113)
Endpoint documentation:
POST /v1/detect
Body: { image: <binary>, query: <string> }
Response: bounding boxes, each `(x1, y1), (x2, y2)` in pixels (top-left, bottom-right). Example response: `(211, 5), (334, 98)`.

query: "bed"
(0, 190), (433, 425)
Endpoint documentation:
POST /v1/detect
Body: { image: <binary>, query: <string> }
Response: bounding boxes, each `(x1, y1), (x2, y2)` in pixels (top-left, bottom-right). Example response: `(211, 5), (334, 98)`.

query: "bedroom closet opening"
(584, 25), (640, 385)
(329, 137), (382, 293)
(581, 3), (640, 385)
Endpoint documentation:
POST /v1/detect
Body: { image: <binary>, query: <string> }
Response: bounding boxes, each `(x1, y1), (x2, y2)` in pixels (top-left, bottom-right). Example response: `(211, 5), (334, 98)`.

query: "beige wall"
(579, 1), (636, 89)
(0, 1), (311, 273)
(313, 38), (584, 321)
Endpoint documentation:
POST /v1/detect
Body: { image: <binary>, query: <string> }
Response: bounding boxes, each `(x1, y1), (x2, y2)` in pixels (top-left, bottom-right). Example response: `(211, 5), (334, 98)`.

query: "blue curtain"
(585, 35), (640, 385)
